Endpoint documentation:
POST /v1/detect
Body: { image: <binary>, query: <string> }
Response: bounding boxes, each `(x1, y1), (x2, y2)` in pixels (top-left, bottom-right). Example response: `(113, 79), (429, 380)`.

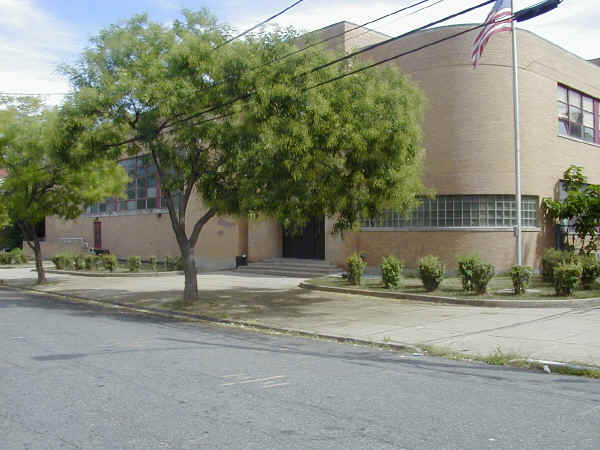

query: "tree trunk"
(181, 243), (198, 303)
(32, 238), (46, 284)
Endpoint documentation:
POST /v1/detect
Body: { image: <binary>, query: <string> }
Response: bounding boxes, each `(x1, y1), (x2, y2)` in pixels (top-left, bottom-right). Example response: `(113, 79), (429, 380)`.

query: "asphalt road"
(1, 289), (599, 450)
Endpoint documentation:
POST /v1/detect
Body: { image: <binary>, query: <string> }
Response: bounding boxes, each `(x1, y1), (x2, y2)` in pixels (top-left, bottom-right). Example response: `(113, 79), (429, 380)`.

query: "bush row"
(51, 253), (184, 273)
(0, 248), (28, 265)
(542, 248), (600, 294)
(344, 253), (551, 296)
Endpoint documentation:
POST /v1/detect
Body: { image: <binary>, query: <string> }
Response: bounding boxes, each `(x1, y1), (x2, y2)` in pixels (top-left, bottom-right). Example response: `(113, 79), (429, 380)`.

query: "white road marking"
(222, 375), (285, 386)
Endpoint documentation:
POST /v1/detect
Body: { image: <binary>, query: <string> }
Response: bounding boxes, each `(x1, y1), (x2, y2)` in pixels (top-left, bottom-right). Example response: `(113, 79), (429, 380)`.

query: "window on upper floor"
(86, 155), (182, 216)
(558, 85), (599, 144)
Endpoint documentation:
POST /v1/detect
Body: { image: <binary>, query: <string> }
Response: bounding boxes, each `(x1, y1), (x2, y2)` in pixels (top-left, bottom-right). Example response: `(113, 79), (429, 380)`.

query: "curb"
(44, 269), (184, 278)
(300, 282), (600, 308)
(2, 284), (598, 376)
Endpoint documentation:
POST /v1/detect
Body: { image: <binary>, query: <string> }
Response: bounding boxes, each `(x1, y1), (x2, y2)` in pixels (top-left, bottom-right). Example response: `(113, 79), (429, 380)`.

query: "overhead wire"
(214, 0), (307, 49)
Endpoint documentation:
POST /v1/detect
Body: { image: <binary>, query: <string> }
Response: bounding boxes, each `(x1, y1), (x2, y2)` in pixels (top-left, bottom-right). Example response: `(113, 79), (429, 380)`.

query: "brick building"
(40, 23), (600, 272)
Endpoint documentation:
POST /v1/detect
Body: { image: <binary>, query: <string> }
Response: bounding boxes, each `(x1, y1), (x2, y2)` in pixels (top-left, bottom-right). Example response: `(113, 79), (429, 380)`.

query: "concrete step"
(235, 267), (335, 278)
(242, 262), (337, 273)
(236, 258), (341, 278)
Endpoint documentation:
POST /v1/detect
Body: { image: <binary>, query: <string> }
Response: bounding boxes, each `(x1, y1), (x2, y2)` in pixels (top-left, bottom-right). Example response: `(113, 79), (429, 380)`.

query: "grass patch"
(309, 275), (600, 300)
(420, 344), (600, 378)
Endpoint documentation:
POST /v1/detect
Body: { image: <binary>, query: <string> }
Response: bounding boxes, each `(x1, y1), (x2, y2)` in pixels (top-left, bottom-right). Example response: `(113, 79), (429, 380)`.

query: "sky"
(1, 0), (598, 105)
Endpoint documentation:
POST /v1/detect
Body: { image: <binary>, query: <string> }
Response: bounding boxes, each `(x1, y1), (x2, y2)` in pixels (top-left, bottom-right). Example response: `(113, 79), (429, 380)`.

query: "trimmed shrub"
(0, 252), (9, 264)
(542, 248), (577, 282)
(74, 255), (86, 271)
(418, 255), (445, 292)
(165, 256), (175, 271)
(553, 263), (582, 296)
(149, 256), (158, 272)
(84, 254), (99, 271)
(457, 253), (482, 291)
(128, 256), (142, 272)
(578, 254), (600, 289)
(102, 254), (118, 272)
(472, 262), (495, 294)
(380, 255), (403, 288)
(509, 265), (533, 295)
(347, 252), (367, 285)
(53, 253), (73, 270)
(9, 248), (27, 264)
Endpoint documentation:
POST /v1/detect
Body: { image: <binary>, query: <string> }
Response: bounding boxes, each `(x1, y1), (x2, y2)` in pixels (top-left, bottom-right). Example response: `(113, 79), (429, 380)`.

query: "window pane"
(137, 199), (146, 210)
(557, 101), (568, 119)
(557, 85), (567, 103)
(583, 96), (593, 112)
(147, 198), (156, 209)
(584, 111), (594, 128)
(569, 90), (581, 107)
(569, 107), (583, 138)
(584, 127), (594, 142)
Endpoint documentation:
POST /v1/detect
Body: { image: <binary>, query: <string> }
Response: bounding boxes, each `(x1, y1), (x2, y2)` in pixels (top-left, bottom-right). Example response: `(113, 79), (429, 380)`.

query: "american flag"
(472, 0), (513, 68)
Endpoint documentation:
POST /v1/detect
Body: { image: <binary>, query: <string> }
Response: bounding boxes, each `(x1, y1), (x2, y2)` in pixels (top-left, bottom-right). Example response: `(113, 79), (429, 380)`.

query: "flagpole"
(511, 1), (522, 266)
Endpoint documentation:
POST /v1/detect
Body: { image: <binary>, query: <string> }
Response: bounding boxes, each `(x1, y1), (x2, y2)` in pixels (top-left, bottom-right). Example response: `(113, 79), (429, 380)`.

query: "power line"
(305, 23), (488, 91)
(295, 0), (495, 79)
(214, 0), (307, 50)
(169, 0), (496, 129)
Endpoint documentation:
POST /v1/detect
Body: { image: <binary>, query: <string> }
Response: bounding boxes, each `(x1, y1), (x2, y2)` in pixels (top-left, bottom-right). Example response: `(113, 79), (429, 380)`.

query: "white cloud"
(0, 0), (83, 105)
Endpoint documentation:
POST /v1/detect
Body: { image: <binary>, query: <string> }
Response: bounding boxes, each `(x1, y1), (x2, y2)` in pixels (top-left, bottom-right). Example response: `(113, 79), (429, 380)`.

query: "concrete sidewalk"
(2, 267), (599, 367)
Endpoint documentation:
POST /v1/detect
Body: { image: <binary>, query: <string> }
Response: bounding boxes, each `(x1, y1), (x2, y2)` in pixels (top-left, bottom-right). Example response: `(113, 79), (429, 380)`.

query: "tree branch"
(189, 208), (217, 247)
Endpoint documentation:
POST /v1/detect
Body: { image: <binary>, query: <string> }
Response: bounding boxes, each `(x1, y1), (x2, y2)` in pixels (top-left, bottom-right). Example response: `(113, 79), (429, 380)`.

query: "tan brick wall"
(326, 25), (600, 272)
(44, 195), (241, 270)
(248, 218), (282, 262)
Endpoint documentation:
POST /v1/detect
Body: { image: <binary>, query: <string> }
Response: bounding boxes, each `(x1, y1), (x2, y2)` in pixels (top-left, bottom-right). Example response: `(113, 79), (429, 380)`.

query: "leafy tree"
(60, 10), (426, 302)
(543, 165), (600, 254)
(0, 98), (128, 283)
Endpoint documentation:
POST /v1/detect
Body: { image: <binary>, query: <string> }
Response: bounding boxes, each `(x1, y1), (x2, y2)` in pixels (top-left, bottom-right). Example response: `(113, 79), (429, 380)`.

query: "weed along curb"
(299, 282), (600, 308)
(44, 269), (184, 277)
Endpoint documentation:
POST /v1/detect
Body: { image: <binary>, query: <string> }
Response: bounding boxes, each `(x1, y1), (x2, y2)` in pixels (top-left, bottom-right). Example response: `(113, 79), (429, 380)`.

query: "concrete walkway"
(2, 267), (599, 367)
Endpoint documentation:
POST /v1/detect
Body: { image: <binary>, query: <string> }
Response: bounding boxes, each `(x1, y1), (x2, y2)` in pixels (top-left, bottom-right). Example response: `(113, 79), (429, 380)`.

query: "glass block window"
(362, 195), (538, 229)
(558, 84), (599, 144)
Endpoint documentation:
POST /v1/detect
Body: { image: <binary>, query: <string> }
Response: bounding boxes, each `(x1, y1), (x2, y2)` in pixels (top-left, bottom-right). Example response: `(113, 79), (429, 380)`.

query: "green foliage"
(472, 262), (495, 294)
(578, 254), (599, 289)
(74, 255), (86, 270)
(418, 255), (445, 292)
(52, 254), (66, 270)
(509, 265), (533, 295)
(8, 248), (27, 264)
(457, 253), (482, 291)
(542, 248), (576, 282)
(149, 256), (158, 272)
(84, 254), (100, 271)
(102, 254), (118, 272)
(128, 256), (141, 272)
(0, 224), (23, 251)
(164, 256), (177, 271)
(60, 11), (427, 301)
(380, 256), (403, 288)
(347, 253), (367, 285)
(553, 263), (582, 296)
(0, 98), (128, 283)
(0, 252), (9, 265)
(543, 165), (600, 254)
(52, 252), (74, 270)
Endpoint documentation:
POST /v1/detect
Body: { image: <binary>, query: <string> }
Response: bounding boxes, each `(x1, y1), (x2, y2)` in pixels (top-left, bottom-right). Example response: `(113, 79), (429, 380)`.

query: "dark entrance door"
(283, 217), (325, 260)
(93, 220), (102, 249)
